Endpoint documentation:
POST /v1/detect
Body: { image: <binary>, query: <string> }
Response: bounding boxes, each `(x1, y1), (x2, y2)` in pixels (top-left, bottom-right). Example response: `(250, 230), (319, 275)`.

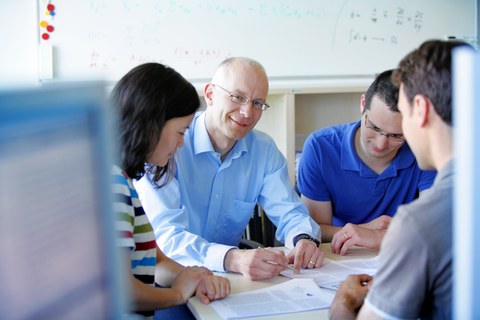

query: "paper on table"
(281, 256), (378, 291)
(209, 278), (331, 319)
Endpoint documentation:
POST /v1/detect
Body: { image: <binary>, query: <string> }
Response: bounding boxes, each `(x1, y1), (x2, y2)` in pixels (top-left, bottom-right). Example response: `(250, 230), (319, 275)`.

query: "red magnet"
(46, 25), (54, 32)
(42, 33), (50, 40)
(47, 4), (55, 11)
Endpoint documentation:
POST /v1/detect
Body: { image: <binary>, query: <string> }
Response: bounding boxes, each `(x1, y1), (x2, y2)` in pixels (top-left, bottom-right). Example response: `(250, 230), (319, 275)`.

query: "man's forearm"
(329, 298), (358, 320)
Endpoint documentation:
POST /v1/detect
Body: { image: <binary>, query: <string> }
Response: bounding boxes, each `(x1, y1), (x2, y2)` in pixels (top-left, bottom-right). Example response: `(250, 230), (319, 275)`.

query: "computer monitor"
(0, 84), (125, 319)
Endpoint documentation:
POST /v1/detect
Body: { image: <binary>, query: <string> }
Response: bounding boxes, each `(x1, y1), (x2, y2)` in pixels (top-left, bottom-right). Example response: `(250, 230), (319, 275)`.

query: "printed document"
(209, 278), (331, 319)
(281, 257), (378, 290)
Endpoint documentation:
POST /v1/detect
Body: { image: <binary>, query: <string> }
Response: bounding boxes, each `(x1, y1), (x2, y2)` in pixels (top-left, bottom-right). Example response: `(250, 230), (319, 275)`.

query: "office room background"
(1, 0), (479, 318)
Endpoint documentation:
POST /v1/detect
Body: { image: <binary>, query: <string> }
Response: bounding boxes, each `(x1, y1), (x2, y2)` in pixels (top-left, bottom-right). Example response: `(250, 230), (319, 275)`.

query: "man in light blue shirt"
(134, 57), (323, 280)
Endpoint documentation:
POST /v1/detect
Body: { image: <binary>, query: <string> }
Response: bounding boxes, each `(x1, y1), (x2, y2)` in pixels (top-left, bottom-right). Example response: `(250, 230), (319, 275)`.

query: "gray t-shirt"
(365, 160), (453, 319)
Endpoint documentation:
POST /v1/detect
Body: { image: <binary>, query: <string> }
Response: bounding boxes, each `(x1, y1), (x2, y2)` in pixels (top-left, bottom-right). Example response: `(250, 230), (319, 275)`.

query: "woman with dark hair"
(110, 63), (230, 319)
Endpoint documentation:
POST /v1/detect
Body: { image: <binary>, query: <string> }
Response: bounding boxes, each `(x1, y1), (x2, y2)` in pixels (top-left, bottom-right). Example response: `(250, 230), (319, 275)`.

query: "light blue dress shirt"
(134, 112), (320, 272)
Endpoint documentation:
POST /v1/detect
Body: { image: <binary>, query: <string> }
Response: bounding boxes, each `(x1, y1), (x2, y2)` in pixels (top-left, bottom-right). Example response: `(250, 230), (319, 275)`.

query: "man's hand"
(329, 274), (373, 320)
(331, 224), (385, 255)
(224, 248), (288, 280)
(287, 239), (325, 273)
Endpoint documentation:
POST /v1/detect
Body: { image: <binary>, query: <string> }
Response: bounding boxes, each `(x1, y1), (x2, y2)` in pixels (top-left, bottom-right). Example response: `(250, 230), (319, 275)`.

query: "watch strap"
(293, 233), (320, 246)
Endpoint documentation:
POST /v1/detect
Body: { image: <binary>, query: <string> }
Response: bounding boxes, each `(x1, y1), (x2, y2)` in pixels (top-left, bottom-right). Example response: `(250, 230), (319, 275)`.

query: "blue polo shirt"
(297, 121), (436, 226)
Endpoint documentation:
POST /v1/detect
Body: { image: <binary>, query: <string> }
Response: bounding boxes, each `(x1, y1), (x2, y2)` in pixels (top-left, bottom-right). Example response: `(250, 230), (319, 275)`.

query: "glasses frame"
(212, 84), (270, 111)
(364, 113), (405, 144)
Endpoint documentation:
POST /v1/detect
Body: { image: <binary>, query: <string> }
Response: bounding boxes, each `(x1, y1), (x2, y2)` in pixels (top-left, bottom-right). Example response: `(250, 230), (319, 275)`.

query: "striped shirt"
(111, 165), (156, 318)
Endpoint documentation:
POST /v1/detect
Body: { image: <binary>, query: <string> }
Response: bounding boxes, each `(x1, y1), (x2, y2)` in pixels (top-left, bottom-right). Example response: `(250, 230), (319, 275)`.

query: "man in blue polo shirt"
(297, 69), (436, 255)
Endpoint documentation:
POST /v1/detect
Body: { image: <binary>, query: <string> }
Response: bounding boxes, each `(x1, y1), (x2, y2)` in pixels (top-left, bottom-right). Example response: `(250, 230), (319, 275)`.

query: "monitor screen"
(0, 84), (125, 319)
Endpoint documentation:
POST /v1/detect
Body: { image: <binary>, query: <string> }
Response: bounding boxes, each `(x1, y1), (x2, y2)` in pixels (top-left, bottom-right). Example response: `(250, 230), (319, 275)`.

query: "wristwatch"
(293, 233), (320, 247)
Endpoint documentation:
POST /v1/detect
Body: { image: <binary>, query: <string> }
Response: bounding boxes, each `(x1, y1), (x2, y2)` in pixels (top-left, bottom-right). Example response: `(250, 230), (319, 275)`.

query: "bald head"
(212, 57), (269, 92)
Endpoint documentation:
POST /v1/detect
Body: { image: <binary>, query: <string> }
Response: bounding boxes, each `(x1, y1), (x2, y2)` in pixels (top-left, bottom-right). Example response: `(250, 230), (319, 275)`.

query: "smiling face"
(146, 113), (194, 167)
(358, 95), (404, 161)
(204, 59), (269, 153)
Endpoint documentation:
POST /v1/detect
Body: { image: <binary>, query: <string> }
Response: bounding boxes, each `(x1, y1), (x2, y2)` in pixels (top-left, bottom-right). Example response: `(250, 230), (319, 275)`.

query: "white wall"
(0, 1), (38, 87)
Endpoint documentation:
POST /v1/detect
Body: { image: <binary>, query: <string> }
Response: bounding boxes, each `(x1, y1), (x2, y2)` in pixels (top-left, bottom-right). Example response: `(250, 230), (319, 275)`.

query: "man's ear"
(413, 94), (430, 127)
(204, 83), (214, 106)
(360, 94), (366, 114)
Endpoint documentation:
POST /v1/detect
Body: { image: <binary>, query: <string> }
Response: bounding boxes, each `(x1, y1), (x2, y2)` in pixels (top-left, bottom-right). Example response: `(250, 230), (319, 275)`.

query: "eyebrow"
(229, 88), (266, 102)
(368, 116), (403, 135)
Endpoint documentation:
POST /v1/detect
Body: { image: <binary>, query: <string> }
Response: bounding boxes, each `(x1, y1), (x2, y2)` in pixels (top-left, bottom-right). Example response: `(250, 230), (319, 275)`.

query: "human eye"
(231, 94), (247, 104)
(252, 100), (265, 110)
(389, 133), (404, 140)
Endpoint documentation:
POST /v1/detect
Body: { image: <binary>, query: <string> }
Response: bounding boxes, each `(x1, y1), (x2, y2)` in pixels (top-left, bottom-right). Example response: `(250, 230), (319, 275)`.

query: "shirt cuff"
(364, 296), (401, 320)
(205, 243), (237, 272)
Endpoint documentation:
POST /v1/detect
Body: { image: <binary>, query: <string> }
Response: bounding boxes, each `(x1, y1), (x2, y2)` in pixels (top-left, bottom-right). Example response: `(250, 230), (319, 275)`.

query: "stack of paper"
(281, 257), (378, 291)
(209, 278), (332, 319)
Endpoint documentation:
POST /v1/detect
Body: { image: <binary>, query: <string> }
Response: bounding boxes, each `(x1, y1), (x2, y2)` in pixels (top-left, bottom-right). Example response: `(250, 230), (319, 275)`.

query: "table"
(187, 244), (378, 320)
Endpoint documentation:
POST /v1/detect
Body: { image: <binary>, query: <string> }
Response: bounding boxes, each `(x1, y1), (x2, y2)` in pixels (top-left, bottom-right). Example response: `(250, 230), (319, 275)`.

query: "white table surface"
(187, 244), (378, 320)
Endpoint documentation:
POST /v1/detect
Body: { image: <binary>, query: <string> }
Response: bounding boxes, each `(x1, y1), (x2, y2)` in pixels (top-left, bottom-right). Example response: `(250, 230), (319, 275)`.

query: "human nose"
(375, 132), (389, 147)
(177, 135), (185, 148)
(238, 100), (254, 118)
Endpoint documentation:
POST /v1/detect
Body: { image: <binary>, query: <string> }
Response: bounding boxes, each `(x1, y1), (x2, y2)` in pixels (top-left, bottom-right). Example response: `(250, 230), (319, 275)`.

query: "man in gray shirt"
(329, 39), (471, 319)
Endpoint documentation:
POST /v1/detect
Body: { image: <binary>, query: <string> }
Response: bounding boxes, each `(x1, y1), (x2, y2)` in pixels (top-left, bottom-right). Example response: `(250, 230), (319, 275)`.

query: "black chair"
(239, 238), (264, 249)
(242, 204), (279, 248)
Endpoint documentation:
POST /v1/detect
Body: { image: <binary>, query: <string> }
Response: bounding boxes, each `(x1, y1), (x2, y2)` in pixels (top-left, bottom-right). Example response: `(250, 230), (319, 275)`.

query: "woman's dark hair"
(110, 63), (200, 186)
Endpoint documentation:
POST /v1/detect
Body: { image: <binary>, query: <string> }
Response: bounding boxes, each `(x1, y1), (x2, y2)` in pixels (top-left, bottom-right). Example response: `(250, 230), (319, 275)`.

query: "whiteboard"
(38, 0), (477, 82)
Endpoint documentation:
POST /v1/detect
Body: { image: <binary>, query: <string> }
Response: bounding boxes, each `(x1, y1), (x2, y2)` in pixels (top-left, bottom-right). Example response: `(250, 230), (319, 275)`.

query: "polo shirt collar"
(341, 121), (362, 171)
(341, 120), (415, 176)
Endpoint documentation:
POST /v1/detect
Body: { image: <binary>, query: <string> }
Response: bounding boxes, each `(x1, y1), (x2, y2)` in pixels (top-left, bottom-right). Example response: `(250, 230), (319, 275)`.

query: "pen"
(266, 260), (298, 273)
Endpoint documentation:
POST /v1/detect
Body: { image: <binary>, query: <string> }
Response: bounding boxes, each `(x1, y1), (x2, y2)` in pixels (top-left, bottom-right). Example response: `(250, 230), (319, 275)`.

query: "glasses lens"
(215, 84), (268, 111)
(365, 114), (403, 142)
(230, 95), (246, 104)
(250, 100), (264, 110)
(390, 136), (405, 144)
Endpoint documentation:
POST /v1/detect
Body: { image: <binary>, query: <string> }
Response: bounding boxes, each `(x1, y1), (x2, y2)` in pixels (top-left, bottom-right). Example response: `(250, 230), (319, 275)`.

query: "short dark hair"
(364, 69), (398, 113)
(392, 39), (470, 126)
(110, 63), (200, 185)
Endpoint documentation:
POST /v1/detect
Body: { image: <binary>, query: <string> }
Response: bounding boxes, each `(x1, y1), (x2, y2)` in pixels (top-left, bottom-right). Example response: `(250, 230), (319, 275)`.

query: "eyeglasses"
(212, 84), (270, 111)
(364, 114), (405, 144)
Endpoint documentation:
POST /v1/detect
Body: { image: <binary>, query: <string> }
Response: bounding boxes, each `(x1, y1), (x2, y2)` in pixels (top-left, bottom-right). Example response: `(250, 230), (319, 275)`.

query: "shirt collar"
(192, 112), (214, 155)
(341, 120), (415, 175)
(192, 111), (248, 159)
(340, 121), (362, 171)
(434, 159), (454, 183)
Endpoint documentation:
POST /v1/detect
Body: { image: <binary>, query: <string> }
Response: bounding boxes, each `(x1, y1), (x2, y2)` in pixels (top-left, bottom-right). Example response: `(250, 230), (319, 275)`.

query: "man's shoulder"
(393, 179), (452, 237)
(248, 128), (277, 145)
(302, 122), (357, 156)
(315, 122), (353, 135)
(307, 122), (356, 143)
